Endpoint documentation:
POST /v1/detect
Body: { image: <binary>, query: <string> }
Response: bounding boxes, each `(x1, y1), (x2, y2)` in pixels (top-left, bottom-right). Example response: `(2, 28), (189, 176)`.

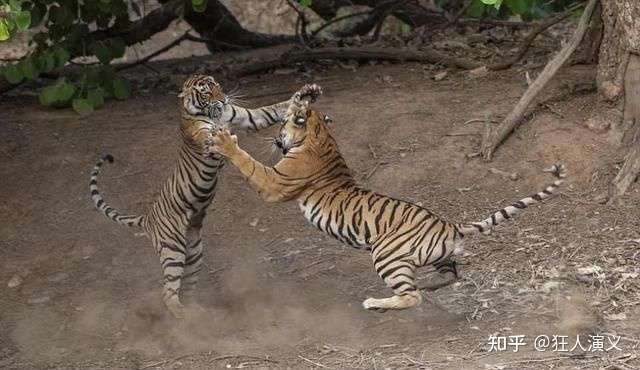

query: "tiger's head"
(179, 74), (228, 120)
(275, 97), (333, 155)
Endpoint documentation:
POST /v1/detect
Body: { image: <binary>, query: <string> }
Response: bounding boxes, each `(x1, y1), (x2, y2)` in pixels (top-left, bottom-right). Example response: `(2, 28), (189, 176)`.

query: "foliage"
(0, 0), (203, 114)
(0, 0), (30, 41)
(469, 0), (581, 21)
(0, 0), (581, 114)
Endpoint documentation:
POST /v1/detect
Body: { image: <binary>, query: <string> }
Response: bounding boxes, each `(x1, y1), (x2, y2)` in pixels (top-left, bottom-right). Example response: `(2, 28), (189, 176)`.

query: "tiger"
(89, 75), (321, 318)
(209, 88), (567, 312)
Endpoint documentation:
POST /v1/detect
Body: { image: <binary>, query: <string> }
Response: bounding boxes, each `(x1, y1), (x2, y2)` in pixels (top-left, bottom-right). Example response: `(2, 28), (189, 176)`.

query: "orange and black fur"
(89, 75), (321, 317)
(211, 89), (567, 312)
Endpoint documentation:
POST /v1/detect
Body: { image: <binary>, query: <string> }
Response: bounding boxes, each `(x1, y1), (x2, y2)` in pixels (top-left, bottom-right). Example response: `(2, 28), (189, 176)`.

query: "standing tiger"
(209, 88), (567, 312)
(89, 75), (321, 318)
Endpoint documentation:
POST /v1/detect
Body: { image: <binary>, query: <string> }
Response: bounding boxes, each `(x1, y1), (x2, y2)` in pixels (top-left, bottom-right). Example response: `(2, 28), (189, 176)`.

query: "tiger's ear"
(323, 114), (333, 124)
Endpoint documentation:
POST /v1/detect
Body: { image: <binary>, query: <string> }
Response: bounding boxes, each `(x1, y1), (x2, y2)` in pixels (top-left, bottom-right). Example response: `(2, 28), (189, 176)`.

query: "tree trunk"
(596, 0), (640, 200)
(181, 0), (295, 52)
(308, 0), (448, 27)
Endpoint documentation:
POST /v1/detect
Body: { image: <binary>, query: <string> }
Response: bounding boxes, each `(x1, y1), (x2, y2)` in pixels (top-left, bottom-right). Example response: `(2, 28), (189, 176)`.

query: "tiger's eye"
(295, 117), (306, 125)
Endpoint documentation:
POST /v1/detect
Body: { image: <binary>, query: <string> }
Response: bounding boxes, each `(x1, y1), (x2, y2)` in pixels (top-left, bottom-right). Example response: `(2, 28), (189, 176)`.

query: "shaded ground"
(1, 57), (639, 369)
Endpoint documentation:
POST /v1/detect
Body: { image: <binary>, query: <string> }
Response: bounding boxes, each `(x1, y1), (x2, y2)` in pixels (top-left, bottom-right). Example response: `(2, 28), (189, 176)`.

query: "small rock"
(577, 265), (602, 275)
(48, 272), (69, 283)
(28, 295), (51, 305)
(605, 312), (627, 321)
(600, 81), (622, 101)
(249, 218), (259, 227)
(7, 275), (22, 288)
(585, 117), (610, 132)
(434, 71), (448, 81)
(540, 281), (560, 293)
(468, 66), (489, 79)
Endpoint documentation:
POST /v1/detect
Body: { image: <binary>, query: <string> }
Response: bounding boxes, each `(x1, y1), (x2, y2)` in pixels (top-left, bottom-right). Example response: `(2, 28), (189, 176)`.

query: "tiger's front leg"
(211, 129), (296, 202)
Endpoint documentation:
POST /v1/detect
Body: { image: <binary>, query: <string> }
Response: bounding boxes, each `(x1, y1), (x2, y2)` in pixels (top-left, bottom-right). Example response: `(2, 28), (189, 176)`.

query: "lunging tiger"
(89, 75), (321, 318)
(209, 88), (567, 312)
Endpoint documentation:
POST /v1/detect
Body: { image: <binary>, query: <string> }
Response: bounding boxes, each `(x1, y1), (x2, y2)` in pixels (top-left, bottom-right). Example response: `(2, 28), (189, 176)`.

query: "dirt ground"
(1, 54), (640, 369)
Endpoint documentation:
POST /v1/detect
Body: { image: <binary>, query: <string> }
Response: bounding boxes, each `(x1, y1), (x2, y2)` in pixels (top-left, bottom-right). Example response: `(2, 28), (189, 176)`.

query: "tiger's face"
(179, 75), (229, 119)
(275, 101), (332, 155)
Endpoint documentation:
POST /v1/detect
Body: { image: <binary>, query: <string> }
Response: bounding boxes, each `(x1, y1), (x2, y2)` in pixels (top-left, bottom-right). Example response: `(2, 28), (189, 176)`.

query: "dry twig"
(479, 0), (597, 161)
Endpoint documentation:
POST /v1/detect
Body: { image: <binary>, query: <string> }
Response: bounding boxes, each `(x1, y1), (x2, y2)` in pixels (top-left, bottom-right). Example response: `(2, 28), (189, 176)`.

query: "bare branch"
(480, 0), (597, 161)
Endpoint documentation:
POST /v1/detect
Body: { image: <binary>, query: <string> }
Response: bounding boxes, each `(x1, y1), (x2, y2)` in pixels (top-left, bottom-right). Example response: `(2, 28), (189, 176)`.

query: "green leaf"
(15, 10), (31, 31)
(467, 0), (486, 18)
(505, 0), (530, 14)
(0, 20), (10, 41)
(50, 5), (72, 27)
(2, 64), (23, 84)
(38, 53), (56, 73)
(28, 2), (47, 28)
(112, 78), (130, 100)
(20, 58), (38, 80)
(39, 84), (59, 106)
(57, 81), (76, 102)
(480, 0), (502, 9)
(192, 0), (205, 5)
(54, 47), (70, 68)
(40, 79), (77, 107)
(97, 0), (111, 13)
(298, 0), (312, 6)
(87, 88), (105, 108)
(72, 98), (94, 115)
(9, 0), (21, 11)
(91, 41), (112, 64)
(109, 38), (126, 59)
(192, 0), (207, 12)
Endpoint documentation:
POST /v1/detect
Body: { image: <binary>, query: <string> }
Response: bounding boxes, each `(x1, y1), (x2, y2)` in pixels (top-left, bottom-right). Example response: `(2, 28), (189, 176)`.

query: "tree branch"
(227, 46), (481, 78)
(488, 2), (585, 71)
(479, 0), (597, 161)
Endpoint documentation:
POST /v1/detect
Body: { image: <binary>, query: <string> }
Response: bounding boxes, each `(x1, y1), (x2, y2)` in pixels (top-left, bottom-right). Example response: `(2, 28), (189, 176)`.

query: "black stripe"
(513, 200), (526, 209)
(228, 106), (237, 122)
(499, 209), (510, 219)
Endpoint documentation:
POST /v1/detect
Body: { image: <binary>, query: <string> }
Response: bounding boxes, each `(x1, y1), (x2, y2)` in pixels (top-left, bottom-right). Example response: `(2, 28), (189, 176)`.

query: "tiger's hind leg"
(181, 238), (203, 305)
(419, 259), (460, 292)
(363, 259), (422, 312)
(158, 241), (187, 318)
(181, 211), (206, 306)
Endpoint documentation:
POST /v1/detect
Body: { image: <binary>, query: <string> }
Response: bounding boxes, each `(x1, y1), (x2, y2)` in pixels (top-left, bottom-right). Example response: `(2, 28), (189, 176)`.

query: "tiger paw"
(362, 298), (388, 313)
(211, 128), (239, 158)
(297, 84), (323, 103)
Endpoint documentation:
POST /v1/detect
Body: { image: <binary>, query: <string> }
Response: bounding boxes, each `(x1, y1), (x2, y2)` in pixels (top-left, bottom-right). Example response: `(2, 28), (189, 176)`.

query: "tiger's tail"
(90, 154), (145, 228)
(457, 163), (567, 236)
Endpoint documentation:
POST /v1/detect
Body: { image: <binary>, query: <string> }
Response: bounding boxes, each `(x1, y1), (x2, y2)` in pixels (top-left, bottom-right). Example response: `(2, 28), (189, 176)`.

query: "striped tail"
(457, 163), (567, 236)
(90, 154), (145, 228)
